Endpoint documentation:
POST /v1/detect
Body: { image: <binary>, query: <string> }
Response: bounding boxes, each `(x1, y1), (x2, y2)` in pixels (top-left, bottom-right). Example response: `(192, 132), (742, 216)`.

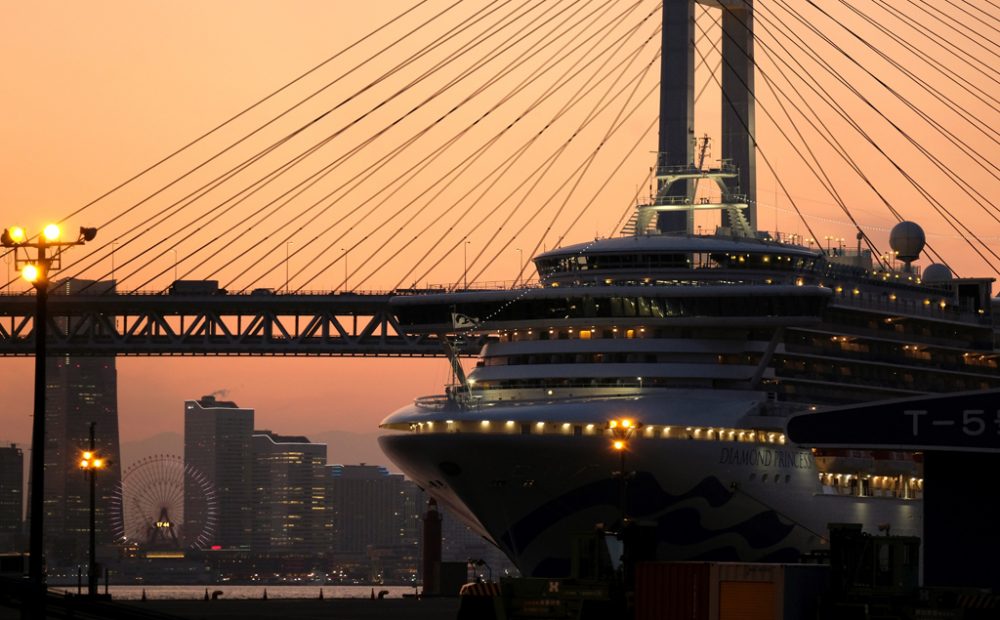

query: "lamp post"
(608, 418), (640, 528)
(341, 248), (347, 293)
(608, 417), (640, 589)
(1, 223), (97, 606)
(285, 241), (293, 293)
(79, 422), (105, 597)
(515, 248), (523, 287)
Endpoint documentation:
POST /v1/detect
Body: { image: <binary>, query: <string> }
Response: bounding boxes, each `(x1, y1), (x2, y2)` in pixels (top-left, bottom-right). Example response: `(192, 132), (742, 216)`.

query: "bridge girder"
(0, 293), (488, 357)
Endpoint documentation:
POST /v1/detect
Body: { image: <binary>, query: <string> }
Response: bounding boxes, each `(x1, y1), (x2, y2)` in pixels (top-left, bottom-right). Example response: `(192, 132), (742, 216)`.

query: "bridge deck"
(0, 291), (487, 356)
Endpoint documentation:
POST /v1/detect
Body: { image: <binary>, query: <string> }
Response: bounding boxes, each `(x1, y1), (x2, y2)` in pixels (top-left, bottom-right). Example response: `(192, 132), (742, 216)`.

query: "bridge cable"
(941, 0), (1000, 36)
(837, 0), (1000, 111)
(70, 0), (527, 290)
(465, 60), (661, 288)
(870, 0), (1000, 83)
(63, 0), (512, 290)
(804, 0), (1000, 160)
(153, 0), (561, 291)
(394, 28), (664, 290)
(60, 0), (471, 291)
(719, 7), (930, 266)
(512, 53), (663, 284)
(395, 20), (661, 291)
(180, 0), (588, 290)
(297, 2), (661, 291)
(238, 0), (639, 291)
(907, 0), (1000, 56)
(51, 0), (441, 228)
(756, 1), (999, 268)
(763, 0), (1000, 271)
(752, 2), (975, 269)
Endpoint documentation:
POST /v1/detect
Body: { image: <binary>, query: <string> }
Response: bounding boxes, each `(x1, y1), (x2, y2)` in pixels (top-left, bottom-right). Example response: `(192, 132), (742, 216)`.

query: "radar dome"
(889, 221), (925, 262)
(922, 263), (952, 283)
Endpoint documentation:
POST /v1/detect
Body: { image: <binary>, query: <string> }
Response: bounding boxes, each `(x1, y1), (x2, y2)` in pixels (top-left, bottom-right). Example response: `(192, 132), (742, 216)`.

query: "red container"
(634, 562), (829, 620)
(635, 562), (711, 620)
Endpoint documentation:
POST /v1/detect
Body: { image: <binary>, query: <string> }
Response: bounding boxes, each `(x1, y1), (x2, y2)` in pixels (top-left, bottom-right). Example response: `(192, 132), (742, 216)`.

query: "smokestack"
(421, 498), (442, 596)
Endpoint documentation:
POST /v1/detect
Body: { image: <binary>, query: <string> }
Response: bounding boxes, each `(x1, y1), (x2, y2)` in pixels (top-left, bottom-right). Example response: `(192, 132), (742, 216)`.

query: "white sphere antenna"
(922, 263), (952, 284)
(889, 221), (925, 272)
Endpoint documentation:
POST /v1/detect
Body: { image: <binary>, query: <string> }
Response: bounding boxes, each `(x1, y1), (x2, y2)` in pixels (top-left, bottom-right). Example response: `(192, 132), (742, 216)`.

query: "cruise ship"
(380, 218), (999, 576)
(378, 1), (1000, 577)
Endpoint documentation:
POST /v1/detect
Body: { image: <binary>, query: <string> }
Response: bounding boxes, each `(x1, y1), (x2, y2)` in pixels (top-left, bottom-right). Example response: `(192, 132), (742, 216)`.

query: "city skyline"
(2, 1), (997, 449)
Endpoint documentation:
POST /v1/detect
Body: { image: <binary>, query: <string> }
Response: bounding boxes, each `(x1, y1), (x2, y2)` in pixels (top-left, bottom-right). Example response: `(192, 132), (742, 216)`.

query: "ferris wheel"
(110, 454), (218, 550)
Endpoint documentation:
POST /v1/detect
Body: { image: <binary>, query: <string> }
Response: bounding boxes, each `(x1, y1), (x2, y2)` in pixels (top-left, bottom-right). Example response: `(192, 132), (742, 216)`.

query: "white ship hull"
(379, 394), (922, 577)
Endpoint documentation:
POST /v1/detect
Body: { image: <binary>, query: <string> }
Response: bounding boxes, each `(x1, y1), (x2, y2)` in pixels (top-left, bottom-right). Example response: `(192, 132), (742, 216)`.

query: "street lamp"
(1, 223), (97, 599)
(341, 248), (347, 293)
(607, 418), (641, 528)
(515, 248), (523, 287)
(608, 417), (641, 588)
(285, 241), (293, 293)
(78, 422), (106, 597)
(463, 240), (470, 290)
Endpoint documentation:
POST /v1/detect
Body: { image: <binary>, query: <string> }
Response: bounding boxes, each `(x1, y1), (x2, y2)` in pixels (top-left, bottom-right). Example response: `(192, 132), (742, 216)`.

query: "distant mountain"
(121, 429), (398, 472)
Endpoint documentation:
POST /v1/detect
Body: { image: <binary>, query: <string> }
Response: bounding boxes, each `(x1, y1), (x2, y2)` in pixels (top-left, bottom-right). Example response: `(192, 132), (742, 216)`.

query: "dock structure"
(787, 388), (1000, 590)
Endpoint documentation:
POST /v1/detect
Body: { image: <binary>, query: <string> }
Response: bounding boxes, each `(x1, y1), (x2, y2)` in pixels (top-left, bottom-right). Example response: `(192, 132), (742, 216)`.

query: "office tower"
(41, 279), (121, 567)
(326, 464), (421, 554)
(184, 395), (253, 550)
(251, 431), (328, 554)
(326, 464), (422, 582)
(0, 444), (24, 552)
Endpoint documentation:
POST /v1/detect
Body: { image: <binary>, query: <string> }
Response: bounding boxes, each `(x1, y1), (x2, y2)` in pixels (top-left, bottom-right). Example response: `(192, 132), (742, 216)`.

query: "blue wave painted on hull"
(500, 473), (796, 576)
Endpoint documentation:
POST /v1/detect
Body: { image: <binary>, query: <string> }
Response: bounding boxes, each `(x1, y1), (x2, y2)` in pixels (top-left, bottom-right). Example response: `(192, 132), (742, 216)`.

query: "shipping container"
(634, 562), (829, 620)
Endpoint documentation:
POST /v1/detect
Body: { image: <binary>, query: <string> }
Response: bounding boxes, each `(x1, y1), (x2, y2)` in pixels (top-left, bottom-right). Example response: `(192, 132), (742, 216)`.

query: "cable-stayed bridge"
(1, 0), (997, 357)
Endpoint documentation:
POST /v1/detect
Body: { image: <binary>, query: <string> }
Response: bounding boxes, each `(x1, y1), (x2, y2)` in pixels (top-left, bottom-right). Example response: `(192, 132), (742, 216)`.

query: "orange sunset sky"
(1, 1), (997, 450)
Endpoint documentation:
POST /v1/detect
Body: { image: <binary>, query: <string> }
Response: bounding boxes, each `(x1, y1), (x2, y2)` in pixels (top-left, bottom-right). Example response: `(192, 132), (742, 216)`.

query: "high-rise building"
(326, 464), (423, 581)
(251, 431), (328, 554)
(42, 279), (121, 567)
(326, 464), (421, 556)
(0, 444), (24, 552)
(184, 395), (253, 550)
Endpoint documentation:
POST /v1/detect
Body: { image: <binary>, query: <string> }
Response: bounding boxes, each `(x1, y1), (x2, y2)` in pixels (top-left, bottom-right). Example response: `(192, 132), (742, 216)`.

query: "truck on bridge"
(168, 280), (226, 295)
